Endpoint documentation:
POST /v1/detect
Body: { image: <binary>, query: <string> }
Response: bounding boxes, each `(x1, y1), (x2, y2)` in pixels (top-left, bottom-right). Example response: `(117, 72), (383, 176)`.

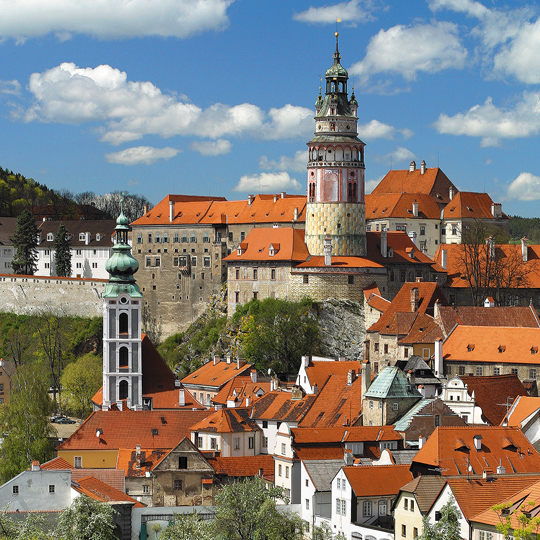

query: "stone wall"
(0, 274), (105, 317)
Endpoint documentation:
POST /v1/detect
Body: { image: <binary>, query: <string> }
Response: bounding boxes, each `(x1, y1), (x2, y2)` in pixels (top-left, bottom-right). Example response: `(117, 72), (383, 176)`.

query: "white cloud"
(0, 0), (233, 42)
(0, 80), (21, 95)
(350, 22), (467, 83)
(259, 151), (308, 173)
(433, 93), (540, 144)
(507, 172), (540, 201)
(190, 139), (231, 156)
(359, 119), (413, 140)
(105, 146), (180, 165)
(293, 0), (379, 25)
(385, 146), (415, 163)
(23, 63), (313, 145)
(365, 176), (383, 194)
(232, 172), (302, 193)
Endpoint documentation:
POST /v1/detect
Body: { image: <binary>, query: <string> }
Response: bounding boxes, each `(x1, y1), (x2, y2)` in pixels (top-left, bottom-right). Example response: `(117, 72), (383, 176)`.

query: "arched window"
(353, 182), (358, 202)
(379, 500), (387, 516)
(119, 313), (128, 334)
(119, 346), (129, 367)
(119, 380), (128, 400)
(347, 183), (353, 202)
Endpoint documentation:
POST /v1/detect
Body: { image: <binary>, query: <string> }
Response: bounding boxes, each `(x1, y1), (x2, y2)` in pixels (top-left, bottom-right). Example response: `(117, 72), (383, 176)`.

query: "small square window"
(174, 479), (182, 490)
(143, 485), (149, 494)
(49, 485), (55, 493)
(12, 486), (18, 495)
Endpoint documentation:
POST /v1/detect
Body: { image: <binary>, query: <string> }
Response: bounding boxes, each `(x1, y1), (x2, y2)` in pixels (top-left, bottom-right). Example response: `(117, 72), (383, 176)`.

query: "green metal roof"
(364, 366), (423, 399)
(394, 398), (435, 432)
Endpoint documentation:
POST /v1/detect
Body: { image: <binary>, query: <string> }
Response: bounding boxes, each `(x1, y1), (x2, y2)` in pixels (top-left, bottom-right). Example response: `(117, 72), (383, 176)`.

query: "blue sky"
(2, 0), (540, 217)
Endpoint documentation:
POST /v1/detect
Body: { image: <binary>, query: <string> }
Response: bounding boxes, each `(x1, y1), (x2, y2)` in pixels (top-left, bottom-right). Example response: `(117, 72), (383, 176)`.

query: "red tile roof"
(305, 359), (362, 393)
(502, 396), (540, 427)
(41, 457), (73, 470)
(73, 476), (145, 507)
(189, 407), (261, 434)
(294, 256), (384, 269)
(250, 391), (317, 422)
(212, 375), (272, 407)
(400, 313), (444, 344)
(206, 455), (275, 481)
(443, 326), (540, 365)
(412, 426), (540, 476)
(291, 425), (401, 444)
(442, 191), (508, 220)
(459, 375), (529, 426)
(366, 193), (442, 220)
(71, 469), (125, 492)
(224, 228), (309, 263)
(57, 410), (211, 451)
(344, 464), (413, 497)
(116, 448), (170, 477)
(295, 446), (345, 460)
(181, 359), (252, 390)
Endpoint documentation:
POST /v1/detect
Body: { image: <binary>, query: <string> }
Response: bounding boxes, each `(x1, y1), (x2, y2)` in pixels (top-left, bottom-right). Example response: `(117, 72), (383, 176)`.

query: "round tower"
(305, 32), (366, 257)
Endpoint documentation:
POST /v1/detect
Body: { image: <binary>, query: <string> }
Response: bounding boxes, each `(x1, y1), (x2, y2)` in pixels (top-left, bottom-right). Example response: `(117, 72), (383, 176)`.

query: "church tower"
(305, 32), (366, 257)
(102, 206), (144, 411)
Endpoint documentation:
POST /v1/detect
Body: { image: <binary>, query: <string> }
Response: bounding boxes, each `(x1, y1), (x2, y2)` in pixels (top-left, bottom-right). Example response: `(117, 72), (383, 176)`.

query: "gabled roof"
(189, 407), (261, 434)
(73, 475), (145, 507)
(442, 326), (540, 366)
(344, 464), (413, 497)
(371, 167), (456, 206)
(442, 191), (508, 220)
(0, 217), (18, 246)
(41, 457), (73, 470)
(459, 375), (529, 426)
(57, 409), (211, 451)
(250, 391), (317, 422)
(366, 192), (442, 220)
(212, 375), (271, 407)
(117, 448), (169, 477)
(400, 314), (444, 345)
(37, 220), (116, 247)
(412, 426), (540, 476)
(436, 305), (540, 336)
(399, 475), (447, 514)
(206, 455), (274, 481)
(394, 399), (464, 433)
(364, 366), (423, 400)
(294, 256), (384, 270)
(303, 460), (344, 491)
(305, 359), (362, 393)
(181, 359), (253, 390)
(365, 292), (391, 313)
(394, 399), (435, 432)
(292, 425), (401, 444)
(502, 396), (540, 427)
(224, 227), (309, 263)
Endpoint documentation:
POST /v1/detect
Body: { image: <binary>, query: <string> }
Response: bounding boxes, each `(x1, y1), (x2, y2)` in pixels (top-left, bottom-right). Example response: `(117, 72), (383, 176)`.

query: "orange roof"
(459, 375), (528, 426)
(443, 326), (540, 365)
(206, 454), (275, 481)
(189, 407), (261, 434)
(224, 227), (309, 262)
(212, 375), (272, 407)
(305, 359), (362, 394)
(400, 313), (444, 344)
(181, 359), (252, 390)
(132, 193), (306, 227)
(41, 457), (73, 470)
(365, 288), (391, 313)
(73, 475), (145, 507)
(344, 464), (413, 497)
(294, 256), (384, 269)
(412, 426), (540, 475)
(503, 396), (540, 427)
(57, 409), (211, 451)
(117, 448), (169, 477)
(295, 446), (345, 460)
(250, 391), (317, 422)
(291, 425), (401, 444)
(366, 192), (442, 220)
(442, 191), (508, 220)
(371, 167), (456, 206)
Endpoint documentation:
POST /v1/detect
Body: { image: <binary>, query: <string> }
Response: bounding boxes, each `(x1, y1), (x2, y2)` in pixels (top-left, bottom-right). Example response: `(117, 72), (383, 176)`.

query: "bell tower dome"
(305, 32), (366, 257)
(102, 203), (144, 411)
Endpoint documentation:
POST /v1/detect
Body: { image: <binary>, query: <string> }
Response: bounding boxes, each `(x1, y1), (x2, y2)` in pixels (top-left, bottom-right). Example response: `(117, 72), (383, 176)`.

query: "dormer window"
(532, 347), (538, 355)
(96, 234), (102, 241)
(79, 233), (85, 241)
(388, 248), (394, 258)
(499, 345), (506, 353)
(47, 233), (54, 241)
(467, 344), (475, 352)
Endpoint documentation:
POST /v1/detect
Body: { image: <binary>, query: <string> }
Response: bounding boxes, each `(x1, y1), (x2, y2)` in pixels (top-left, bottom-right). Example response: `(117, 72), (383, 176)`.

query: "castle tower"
(305, 32), (366, 256)
(102, 206), (144, 411)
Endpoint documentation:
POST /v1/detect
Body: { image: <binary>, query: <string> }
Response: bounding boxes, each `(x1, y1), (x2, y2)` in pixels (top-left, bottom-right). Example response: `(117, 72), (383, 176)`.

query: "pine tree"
(11, 209), (38, 275)
(53, 223), (72, 277)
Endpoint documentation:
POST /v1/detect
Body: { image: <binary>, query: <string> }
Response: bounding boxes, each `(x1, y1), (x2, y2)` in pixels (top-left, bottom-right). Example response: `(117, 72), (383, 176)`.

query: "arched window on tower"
(353, 182), (358, 202)
(309, 183), (316, 202)
(347, 183), (353, 203)
(119, 313), (128, 335)
(119, 380), (128, 400)
(119, 346), (129, 368)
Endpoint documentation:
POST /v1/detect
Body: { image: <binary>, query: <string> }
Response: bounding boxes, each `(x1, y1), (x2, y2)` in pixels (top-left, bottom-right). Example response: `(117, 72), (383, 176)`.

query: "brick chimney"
(410, 287), (419, 312)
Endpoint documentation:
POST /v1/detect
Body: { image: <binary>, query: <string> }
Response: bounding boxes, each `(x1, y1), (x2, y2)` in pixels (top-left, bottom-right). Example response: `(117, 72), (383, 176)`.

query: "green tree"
(235, 298), (319, 373)
(56, 495), (118, 540)
(0, 364), (55, 483)
(53, 223), (72, 277)
(0, 511), (53, 539)
(11, 209), (38, 275)
(213, 476), (305, 540)
(160, 512), (214, 540)
(60, 353), (102, 419)
(419, 498), (461, 540)
(492, 500), (540, 540)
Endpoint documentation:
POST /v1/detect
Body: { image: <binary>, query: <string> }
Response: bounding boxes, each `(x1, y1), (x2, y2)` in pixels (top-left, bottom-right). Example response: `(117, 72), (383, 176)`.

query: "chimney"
(179, 388), (185, 407)
(419, 435), (426, 449)
(407, 370), (416, 386)
(31, 461), (40, 472)
(522, 237), (529, 262)
(237, 358), (245, 369)
(324, 234), (332, 266)
(302, 355), (310, 368)
(213, 355), (220, 366)
(280, 191), (286, 199)
(143, 204), (149, 215)
(293, 207), (299, 221)
(449, 186), (455, 201)
(434, 300), (440, 322)
(361, 360), (371, 400)
(434, 339), (443, 377)
(250, 369), (257, 383)
(136, 444), (141, 456)
(169, 200), (175, 222)
(347, 369), (356, 386)
(245, 396), (252, 407)
(37, 233), (41, 245)
(408, 231), (417, 246)
(441, 249), (447, 270)
(412, 200), (419, 218)
(226, 356), (231, 364)
(409, 161), (416, 172)
(474, 435), (482, 451)
(291, 386), (304, 400)
(85, 232), (91, 245)
(381, 226), (387, 258)
(420, 160), (426, 174)
(497, 463), (506, 475)
(486, 235), (495, 259)
(273, 195), (278, 203)
(410, 287), (419, 312)
(344, 450), (354, 466)
(491, 202), (502, 218)
(248, 194), (254, 206)
(270, 378), (278, 391)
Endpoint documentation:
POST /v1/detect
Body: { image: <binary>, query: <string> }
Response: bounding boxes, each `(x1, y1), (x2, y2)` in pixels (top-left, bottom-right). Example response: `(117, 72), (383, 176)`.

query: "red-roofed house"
(364, 282), (391, 329)
(501, 396), (540, 447)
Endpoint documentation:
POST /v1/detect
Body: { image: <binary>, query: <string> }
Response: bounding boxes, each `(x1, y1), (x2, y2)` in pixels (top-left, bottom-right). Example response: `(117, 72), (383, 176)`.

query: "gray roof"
(394, 398), (435, 432)
(399, 476), (447, 514)
(390, 450), (418, 465)
(364, 366), (423, 399)
(403, 356), (431, 372)
(303, 460), (344, 491)
(0, 217), (18, 246)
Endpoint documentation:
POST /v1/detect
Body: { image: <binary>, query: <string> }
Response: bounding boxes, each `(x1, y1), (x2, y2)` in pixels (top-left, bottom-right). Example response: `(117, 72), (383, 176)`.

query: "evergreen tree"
(11, 209), (38, 275)
(53, 223), (72, 277)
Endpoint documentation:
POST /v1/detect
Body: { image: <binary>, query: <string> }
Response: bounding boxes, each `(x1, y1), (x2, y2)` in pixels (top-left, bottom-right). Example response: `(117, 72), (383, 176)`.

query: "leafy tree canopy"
(419, 497), (461, 540)
(160, 512), (215, 540)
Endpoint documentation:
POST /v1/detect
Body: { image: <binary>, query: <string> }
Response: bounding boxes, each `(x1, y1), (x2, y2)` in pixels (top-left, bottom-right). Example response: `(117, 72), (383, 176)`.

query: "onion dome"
(325, 32), (348, 83)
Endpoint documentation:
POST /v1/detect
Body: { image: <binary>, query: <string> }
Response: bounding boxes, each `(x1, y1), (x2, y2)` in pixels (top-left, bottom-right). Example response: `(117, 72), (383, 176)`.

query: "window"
(414, 528), (419, 539)
(234, 437), (240, 450)
(248, 437), (254, 449)
(173, 233), (179, 243)
(191, 256), (197, 267)
(420, 226), (426, 236)
(342, 499), (346, 516)
(530, 369), (537, 379)
(119, 347), (128, 367)
(336, 499), (341, 515)
(512, 368), (518, 375)
(263, 437), (268, 448)
(404, 499), (408, 510)
(384, 344), (389, 354)
(396, 225), (406, 232)
(476, 366), (483, 376)
(44, 263), (50, 269)
(143, 485), (149, 494)
(402, 525), (407, 537)
(119, 380), (128, 400)
(92, 262), (98, 268)
(404, 348), (409, 358)
(374, 342), (379, 352)
(279, 464), (282, 477)
(393, 402), (399, 411)
(411, 500), (415, 511)
(49, 485), (55, 493)
(271, 269), (276, 280)
(286, 466), (289, 478)
(253, 268), (258, 280)
(459, 365), (465, 376)
(369, 401), (373, 409)
(76, 249), (82, 256)
(74, 457), (82, 468)
(452, 225), (458, 235)
(303, 274), (309, 284)
(178, 457), (187, 469)
(435, 415), (440, 427)
(182, 233), (188, 243)
(203, 233), (210, 243)
(44, 249), (50, 256)
(348, 275), (354, 285)
(190, 234), (197, 243)
(210, 438), (217, 450)
(203, 257), (211, 267)
(494, 367), (500, 376)
(306, 499), (310, 510)
(337, 478), (341, 489)
(379, 500), (387, 516)
(262, 420), (268, 429)
(12, 486), (18, 495)
(147, 234), (152, 243)
(197, 436), (203, 448)
(174, 479), (182, 490)
(363, 501), (372, 517)
(240, 231), (245, 241)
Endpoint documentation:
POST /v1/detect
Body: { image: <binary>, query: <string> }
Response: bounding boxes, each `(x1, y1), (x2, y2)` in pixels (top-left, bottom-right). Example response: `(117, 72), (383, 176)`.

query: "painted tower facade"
(102, 208), (144, 411)
(305, 33), (366, 257)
